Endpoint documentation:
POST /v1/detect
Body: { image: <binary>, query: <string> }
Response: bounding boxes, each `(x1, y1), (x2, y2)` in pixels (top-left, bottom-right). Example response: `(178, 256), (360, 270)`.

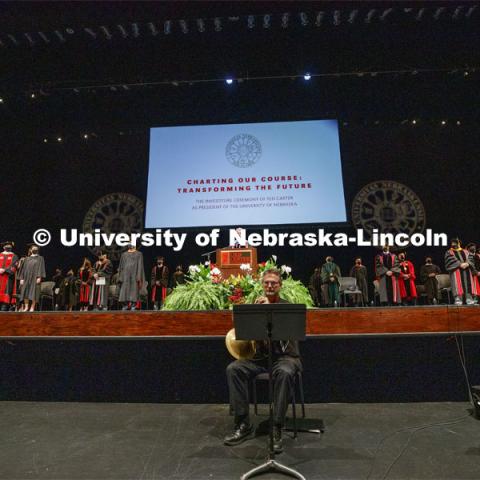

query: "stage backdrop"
(1, 121), (478, 285)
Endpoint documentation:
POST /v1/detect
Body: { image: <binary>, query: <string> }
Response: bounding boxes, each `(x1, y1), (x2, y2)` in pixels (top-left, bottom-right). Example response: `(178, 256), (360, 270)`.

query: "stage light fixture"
(57, 137), (63, 142)
(225, 78), (234, 85)
(304, 73), (311, 80)
(441, 120), (446, 125)
(31, 93), (36, 99)
(0, 97), (3, 103)
(412, 119), (417, 125)
(456, 121), (461, 125)
(83, 134), (89, 139)
(43, 138), (48, 143)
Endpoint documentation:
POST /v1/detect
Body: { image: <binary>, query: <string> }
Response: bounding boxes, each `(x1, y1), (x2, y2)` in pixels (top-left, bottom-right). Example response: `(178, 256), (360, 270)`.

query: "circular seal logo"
(226, 134), (262, 168)
(352, 181), (426, 238)
(83, 192), (144, 261)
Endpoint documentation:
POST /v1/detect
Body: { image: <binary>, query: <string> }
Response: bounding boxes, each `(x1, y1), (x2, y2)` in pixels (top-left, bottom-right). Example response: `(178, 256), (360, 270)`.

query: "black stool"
(252, 370), (305, 438)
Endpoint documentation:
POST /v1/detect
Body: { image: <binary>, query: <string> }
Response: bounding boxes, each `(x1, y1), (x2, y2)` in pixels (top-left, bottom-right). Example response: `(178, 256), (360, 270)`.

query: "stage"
(0, 401), (478, 479)
(0, 305), (478, 404)
(0, 305), (479, 338)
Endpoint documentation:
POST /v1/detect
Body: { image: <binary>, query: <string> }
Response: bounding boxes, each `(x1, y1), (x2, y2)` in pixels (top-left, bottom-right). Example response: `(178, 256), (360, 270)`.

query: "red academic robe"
(0, 251), (19, 304)
(398, 260), (417, 299)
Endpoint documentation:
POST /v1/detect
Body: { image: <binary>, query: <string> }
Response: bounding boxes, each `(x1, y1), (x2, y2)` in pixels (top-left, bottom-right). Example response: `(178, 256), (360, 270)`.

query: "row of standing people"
(309, 240), (480, 307)
(52, 254), (185, 311)
(0, 242), (185, 312)
(2, 239), (479, 311)
(375, 240), (480, 306)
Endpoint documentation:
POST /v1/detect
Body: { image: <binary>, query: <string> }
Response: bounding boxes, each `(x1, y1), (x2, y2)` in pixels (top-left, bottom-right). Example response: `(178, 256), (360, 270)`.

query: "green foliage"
(244, 282), (265, 304)
(162, 278), (229, 311)
(162, 256), (314, 311)
(279, 277), (314, 307)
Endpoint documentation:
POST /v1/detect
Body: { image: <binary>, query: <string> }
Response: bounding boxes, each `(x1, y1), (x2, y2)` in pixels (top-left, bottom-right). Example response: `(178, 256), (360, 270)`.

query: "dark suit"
(226, 298), (302, 426)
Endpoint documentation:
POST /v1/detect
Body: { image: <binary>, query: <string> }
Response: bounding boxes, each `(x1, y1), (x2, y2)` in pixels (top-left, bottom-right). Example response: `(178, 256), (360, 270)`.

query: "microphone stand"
(200, 250), (217, 262)
(241, 309), (305, 480)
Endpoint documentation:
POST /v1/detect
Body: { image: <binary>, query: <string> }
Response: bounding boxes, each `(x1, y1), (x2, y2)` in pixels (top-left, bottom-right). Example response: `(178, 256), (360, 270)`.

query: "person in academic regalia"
(18, 244), (46, 312)
(321, 256), (341, 307)
(15, 245), (33, 310)
(419, 256), (441, 305)
(172, 265), (185, 287)
(78, 258), (93, 311)
(473, 245), (480, 304)
(349, 257), (368, 306)
(59, 268), (78, 311)
(466, 243), (480, 304)
(52, 268), (64, 310)
(230, 227), (249, 248)
(118, 244), (145, 310)
(444, 238), (477, 305)
(398, 251), (417, 305)
(151, 256), (169, 310)
(375, 245), (401, 306)
(0, 241), (19, 311)
(308, 267), (323, 307)
(90, 252), (113, 310)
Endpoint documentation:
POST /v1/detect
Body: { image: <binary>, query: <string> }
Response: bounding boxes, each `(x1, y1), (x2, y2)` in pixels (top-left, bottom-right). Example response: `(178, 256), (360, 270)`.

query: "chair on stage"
(338, 277), (364, 307)
(40, 281), (55, 311)
(252, 371), (306, 438)
(436, 274), (452, 304)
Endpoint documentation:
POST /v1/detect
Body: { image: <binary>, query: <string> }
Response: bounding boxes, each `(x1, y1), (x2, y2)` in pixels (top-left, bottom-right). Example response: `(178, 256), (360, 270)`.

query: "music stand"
(233, 303), (306, 480)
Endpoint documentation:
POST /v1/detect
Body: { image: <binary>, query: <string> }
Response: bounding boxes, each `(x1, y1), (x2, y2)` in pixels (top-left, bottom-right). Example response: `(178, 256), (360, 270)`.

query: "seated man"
(224, 268), (302, 453)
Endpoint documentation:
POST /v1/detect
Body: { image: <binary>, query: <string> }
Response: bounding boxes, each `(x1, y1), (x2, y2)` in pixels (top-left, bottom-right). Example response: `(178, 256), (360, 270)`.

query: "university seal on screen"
(225, 134), (262, 168)
(83, 193), (144, 261)
(352, 180), (426, 238)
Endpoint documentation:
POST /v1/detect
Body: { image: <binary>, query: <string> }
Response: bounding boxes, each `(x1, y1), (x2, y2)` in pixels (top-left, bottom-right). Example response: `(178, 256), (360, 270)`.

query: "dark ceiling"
(1, 1), (479, 132)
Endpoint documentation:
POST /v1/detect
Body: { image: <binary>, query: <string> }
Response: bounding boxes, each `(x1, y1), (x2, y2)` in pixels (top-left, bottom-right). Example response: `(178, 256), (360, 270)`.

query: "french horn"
(225, 328), (256, 360)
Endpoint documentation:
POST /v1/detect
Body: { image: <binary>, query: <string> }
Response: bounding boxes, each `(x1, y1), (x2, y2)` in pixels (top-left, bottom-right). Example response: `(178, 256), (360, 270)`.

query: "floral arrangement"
(162, 256), (314, 311)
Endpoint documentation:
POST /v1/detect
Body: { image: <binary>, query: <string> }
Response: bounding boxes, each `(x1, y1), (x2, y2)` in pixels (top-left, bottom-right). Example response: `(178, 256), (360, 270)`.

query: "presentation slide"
(145, 119), (346, 228)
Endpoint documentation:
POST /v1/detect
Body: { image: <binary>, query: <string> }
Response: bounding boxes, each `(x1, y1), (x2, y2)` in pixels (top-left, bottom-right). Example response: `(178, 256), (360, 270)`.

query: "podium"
(216, 247), (257, 277)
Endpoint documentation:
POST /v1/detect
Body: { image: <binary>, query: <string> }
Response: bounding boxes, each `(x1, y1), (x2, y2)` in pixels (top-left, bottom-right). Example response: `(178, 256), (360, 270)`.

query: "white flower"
(189, 265), (200, 273)
(272, 255), (277, 262)
(281, 265), (292, 274)
(211, 267), (221, 276)
(240, 263), (251, 271)
(204, 260), (211, 266)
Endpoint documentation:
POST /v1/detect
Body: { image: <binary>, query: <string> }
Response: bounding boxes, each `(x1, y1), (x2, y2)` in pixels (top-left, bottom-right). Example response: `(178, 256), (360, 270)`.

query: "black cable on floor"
(366, 413), (470, 480)
(380, 414), (470, 480)
(454, 334), (475, 407)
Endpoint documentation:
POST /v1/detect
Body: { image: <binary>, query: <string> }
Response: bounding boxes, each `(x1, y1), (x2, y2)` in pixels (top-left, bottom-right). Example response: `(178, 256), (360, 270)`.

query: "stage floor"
(1, 402), (479, 479)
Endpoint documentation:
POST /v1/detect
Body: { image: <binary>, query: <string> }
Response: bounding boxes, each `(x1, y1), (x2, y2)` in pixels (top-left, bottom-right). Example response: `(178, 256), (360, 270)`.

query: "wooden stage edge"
(0, 306), (479, 338)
